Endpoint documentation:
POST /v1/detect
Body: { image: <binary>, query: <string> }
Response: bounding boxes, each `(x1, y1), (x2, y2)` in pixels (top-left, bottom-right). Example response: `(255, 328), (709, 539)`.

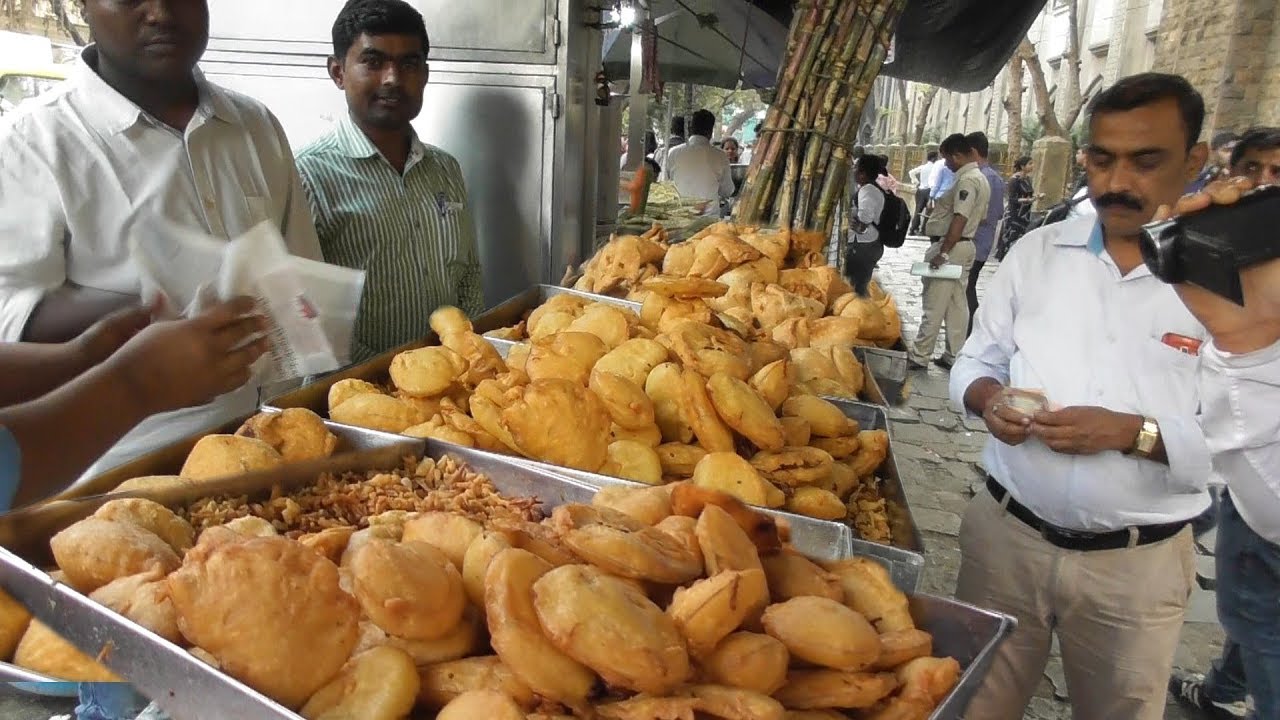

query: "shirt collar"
(1052, 218), (1153, 279)
(335, 114), (427, 169)
(75, 45), (239, 135)
(956, 161), (980, 177)
(687, 135), (711, 147)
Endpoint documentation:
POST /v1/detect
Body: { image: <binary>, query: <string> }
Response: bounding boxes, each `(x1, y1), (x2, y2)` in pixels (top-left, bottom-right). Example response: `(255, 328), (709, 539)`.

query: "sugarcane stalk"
(775, 138), (803, 229)
(734, 0), (829, 223)
(736, 0), (836, 224)
(793, 0), (865, 228)
(812, 0), (906, 230)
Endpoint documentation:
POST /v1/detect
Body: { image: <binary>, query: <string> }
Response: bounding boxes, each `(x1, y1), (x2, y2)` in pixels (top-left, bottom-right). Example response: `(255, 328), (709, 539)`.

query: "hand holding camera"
(1148, 179), (1280, 354)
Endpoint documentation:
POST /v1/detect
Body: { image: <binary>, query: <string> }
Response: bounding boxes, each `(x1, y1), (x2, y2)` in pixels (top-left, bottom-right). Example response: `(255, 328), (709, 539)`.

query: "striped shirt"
(296, 116), (483, 360)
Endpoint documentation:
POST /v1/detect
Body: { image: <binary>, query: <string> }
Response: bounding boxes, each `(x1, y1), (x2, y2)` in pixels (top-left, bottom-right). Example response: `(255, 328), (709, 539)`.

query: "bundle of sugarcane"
(734, 0), (908, 234)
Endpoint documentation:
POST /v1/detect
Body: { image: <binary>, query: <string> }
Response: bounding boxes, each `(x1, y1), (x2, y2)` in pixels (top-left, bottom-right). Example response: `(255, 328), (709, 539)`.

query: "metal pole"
(623, 1), (649, 172)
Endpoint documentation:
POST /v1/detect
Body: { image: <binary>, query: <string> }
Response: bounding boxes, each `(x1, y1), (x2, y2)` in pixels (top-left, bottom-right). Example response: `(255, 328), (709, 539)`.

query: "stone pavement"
(876, 239), (1223, 720)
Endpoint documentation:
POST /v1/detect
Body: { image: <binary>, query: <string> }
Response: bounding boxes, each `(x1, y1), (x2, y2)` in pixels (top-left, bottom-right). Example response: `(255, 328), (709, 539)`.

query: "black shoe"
(907, 359), (928, 370)
(933, 357), (953, 370)
(1168, 669), (1249, 718)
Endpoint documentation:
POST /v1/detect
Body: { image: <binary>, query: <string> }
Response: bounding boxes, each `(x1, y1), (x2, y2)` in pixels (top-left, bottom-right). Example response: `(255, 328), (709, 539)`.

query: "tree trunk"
(50, 0), (87, 45)
(912, 85), (939, 144)
(722, 108), (755, 139)
(1003, 52), (1025, 160)
(1018, 39), (1066, 138)
(894, 79), (909, 143)
(1058, 0), (1085, 133)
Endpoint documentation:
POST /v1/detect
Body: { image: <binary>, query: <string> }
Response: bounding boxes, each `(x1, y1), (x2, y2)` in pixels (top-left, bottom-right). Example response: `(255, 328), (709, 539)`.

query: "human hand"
(981, 388), (1034, 447)
(1029, 406), (1141, 455)
(104, 296), (269, 416)
(74, 302), (154, 367)
(1155, 177), (1280, 353)
(928, 253), (946, 270)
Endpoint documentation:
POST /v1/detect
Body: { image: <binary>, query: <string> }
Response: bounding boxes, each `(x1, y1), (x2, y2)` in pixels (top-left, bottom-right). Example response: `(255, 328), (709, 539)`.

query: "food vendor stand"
(0, 0), (1062, 712)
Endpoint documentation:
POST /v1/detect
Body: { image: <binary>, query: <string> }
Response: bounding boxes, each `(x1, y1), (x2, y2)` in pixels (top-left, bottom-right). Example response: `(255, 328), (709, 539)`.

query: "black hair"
(926, 151), (939, 162)
(670, 116), (686, 137)
(332, 0), (429, 60)
(1086, 72), (1205, 151)
(644, 130), (658, 157)
(965, 131), (990, 158)
(690, 109), (716, 139)
(1013, 155), (1032, 171)
(1230, 127), (1280, 168)
(854, 154), (885, 180)
(722, 137), (740, 148)
(1211, 130), (1240, 150)
(939, 133), (973, 156)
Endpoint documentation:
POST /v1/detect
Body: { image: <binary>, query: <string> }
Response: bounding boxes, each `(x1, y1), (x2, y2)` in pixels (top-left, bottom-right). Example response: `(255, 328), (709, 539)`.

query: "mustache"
(374, 90), (408, 101)
(1094, 192), (1143, 211)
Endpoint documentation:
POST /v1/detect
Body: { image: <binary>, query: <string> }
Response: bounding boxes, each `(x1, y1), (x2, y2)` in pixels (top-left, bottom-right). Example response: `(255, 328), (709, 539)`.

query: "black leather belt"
(927, 236), (972, 243)
(986, 477), (1188, 552)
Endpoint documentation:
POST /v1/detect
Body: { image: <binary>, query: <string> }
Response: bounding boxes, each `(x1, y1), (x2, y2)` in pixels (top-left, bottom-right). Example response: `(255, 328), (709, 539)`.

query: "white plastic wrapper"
(133, 220), (364, 384)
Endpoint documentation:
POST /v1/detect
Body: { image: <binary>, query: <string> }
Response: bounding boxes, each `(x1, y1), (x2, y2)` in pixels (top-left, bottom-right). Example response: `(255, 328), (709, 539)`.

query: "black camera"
(1141, 185), (1280, 305)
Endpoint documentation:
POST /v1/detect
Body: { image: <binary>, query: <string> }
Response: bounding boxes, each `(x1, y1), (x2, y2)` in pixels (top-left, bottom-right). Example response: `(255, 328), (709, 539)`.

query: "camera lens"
(1139, 219), (1185, 284)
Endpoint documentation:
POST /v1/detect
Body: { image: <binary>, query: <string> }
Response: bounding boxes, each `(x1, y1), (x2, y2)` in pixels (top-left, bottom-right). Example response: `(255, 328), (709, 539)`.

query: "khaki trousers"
(909, 239), (976, 364)
(955, 490), (1195, 720)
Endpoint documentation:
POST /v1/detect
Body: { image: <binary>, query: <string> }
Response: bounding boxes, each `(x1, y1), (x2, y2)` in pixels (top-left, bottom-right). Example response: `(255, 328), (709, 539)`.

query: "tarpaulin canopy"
(601, 0), (790, 90)
(602, 0), (1047, 92)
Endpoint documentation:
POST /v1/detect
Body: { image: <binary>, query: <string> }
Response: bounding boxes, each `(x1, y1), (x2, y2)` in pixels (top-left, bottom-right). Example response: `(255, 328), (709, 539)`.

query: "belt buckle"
(1041, 523), (1096, 548)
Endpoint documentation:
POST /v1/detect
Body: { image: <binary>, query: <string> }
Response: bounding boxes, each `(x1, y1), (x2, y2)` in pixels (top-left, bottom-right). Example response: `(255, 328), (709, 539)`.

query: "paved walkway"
(878, 238), (1223, 720)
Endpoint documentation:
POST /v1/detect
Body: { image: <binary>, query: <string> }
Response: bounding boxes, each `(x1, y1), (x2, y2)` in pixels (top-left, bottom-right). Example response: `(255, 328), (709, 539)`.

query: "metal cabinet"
(202, 0), (603, 308)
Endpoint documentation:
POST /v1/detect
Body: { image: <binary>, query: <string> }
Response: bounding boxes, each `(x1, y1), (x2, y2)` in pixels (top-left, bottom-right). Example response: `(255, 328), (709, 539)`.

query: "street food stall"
(0, 0), (1053, 715)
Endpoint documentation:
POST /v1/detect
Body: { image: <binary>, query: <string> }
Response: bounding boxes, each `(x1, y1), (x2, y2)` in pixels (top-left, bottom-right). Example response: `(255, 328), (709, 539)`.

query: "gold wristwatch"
(1129, 417), (1160, 459)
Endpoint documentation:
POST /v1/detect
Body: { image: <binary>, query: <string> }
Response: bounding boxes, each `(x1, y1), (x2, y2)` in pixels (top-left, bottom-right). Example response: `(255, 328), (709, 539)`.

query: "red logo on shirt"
(1162, 333), (1202, 356)
(296, 295), (318, 320)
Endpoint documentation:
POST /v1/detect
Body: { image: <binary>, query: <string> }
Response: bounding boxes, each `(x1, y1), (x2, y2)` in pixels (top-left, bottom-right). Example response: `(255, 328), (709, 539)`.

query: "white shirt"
(908, 161), (933, 189)
(664, 136), (735, 211)
(0, 48), (323, 478)
(852, 183), (884, 244)
(1068, 186), (1096, 220)
(949, 215), (1212, 531)
(1200, 339), (1280, 544)
(740, 147), (754, 166)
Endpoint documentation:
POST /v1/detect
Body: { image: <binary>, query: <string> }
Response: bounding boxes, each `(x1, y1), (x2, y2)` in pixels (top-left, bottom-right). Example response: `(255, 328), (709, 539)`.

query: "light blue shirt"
(930, 165), (955, 200)
(0, 426), (17, 512)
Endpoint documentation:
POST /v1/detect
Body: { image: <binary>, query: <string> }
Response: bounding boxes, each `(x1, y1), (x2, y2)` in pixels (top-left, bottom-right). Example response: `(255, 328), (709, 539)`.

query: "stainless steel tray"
(0, 439), (1009, 720)
(489, 451), (925, 592)
(826, 397), (925, 554)
(854, 346), (907, 405)
(55, 418), (416, 502)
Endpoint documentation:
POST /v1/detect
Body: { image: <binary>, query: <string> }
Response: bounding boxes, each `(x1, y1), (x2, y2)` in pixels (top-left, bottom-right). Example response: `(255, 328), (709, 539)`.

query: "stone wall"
(1153, 0), (1280, 134)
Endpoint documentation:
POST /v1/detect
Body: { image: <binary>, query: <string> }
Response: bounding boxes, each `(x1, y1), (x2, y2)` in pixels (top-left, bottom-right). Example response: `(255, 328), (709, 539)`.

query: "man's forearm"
(22, 286), (139, 343)
(1, 362), (150, 506)
(0, 342), (94, 406)
(941, 214), (968, 254)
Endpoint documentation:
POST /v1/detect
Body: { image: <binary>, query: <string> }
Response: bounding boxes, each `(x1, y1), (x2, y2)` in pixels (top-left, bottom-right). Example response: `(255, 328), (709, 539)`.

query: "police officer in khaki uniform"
(909, 133), (992, 369)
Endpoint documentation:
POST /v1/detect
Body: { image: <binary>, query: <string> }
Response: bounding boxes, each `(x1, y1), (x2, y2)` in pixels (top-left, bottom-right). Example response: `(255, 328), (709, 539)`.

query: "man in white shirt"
(949, 73), (1214, 720)
(0, 0), (322, 477)
(909, 133), (990, 370)
(1166, 133), (1280, 719)
(664, 109), (734, 216)
(907, 151), (937, 234)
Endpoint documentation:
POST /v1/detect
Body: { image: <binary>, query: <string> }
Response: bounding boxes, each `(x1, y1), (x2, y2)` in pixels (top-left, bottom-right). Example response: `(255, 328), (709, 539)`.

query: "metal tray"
(261, 285), (637, 413)
(827, 398), (925, 554)
(0, 441), (1010, 720)
(854, 346), (908, 405)
(55, 418), (417, 502)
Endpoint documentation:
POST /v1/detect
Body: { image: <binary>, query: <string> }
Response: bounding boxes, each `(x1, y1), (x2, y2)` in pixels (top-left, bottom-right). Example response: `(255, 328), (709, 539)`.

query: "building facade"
(1153, 0), (1280, 132)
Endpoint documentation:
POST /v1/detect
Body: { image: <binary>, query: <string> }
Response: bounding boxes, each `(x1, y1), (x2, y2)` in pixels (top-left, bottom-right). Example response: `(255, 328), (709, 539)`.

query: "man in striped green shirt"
(297, 0), (483, 360)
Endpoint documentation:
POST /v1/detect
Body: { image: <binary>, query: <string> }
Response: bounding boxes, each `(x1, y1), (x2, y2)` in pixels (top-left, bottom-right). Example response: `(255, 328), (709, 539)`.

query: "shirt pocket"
(1142, 336), (1200, 384)
(243, 195), (270, 227)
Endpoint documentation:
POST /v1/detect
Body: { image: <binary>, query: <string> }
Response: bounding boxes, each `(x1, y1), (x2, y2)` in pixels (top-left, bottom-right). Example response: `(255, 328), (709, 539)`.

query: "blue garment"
(0, 425), (18, 511)
(1203, 639), (1249, 705)
(76, 683), (150, 720)
(1217, 492), (1280, 720)
(973, 165), (1005, 261)
(930, 165), (955, 201)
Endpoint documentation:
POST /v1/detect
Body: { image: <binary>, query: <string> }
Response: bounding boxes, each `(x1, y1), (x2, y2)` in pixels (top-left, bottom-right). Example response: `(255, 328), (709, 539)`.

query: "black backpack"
(871, 184), (910, 248)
